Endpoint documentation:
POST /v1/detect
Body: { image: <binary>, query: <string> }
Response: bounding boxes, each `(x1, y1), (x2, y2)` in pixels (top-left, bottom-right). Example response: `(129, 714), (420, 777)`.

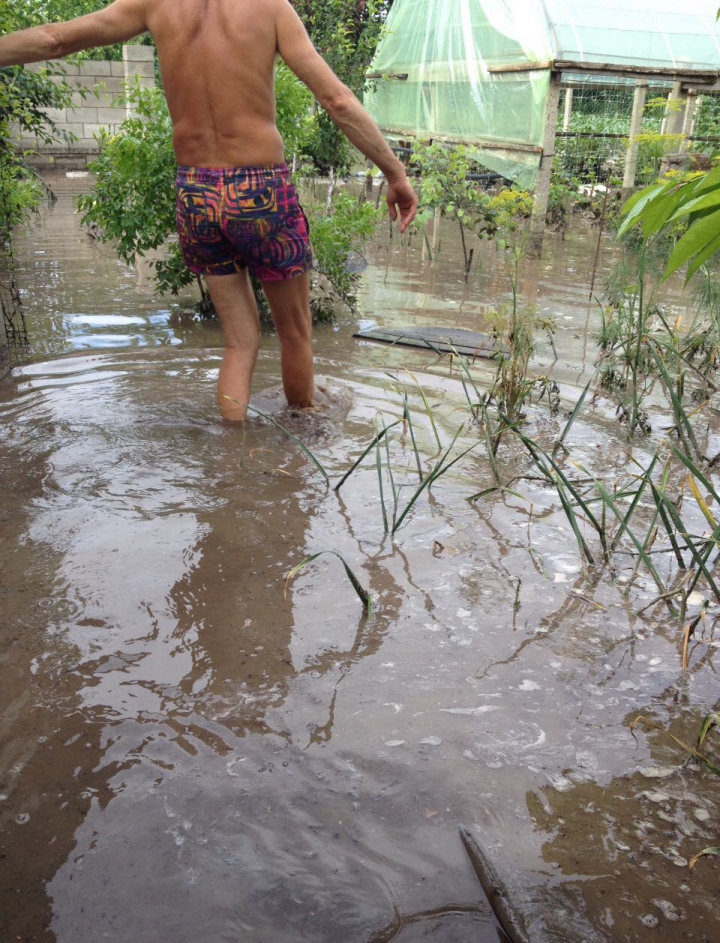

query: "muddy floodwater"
(1, 175), (719, 942)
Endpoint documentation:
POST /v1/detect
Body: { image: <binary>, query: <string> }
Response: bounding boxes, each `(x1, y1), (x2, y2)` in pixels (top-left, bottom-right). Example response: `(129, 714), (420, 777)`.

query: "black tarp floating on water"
(353, 326), (503, 360)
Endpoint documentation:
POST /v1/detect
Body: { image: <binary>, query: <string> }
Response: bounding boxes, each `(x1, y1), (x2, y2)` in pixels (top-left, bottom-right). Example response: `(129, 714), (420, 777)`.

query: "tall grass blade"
(502, 424), (595, 563)
(334, 418), (403, 492)
(687, 474), (718, 529)
(631, 715), (720, 777)
(460, 373), (479, 419)
(648, 344), (701, 458)
(655, 492), (687, 571)
(555, 376), (594, 454)
(507, 420), (606, 543)
(670, 444), (720, 506)
(556, 477), (597, 565)
(481, 406), (503, 486)
(650, 483), (720, 600)
(579, 464), (666, 592)
(403, 393), (424, 481)
(382, 414), (398, 525)
(467, 486), (527, 503)
(448, 342), (484, 407)
(225, 398), (329, 482)
(392, 425), (480, 535)
(375, 415), (389, 534)
(404, 369), (442, 449)
(611, 451), (660, 551)
(285, 550), (373, 614)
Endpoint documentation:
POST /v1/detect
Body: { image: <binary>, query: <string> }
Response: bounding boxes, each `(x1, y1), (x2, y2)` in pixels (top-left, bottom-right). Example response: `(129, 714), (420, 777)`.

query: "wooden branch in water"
(459, 826), (530, 943)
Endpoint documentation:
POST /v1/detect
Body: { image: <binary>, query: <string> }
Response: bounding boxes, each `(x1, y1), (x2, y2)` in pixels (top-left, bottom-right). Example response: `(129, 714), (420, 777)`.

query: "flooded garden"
(0, 169), (719, 942)
(2, 1), (720, 941)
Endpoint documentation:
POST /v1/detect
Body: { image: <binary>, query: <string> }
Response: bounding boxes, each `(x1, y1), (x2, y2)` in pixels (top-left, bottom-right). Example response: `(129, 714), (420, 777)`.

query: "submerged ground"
(0, 175), (718, 942)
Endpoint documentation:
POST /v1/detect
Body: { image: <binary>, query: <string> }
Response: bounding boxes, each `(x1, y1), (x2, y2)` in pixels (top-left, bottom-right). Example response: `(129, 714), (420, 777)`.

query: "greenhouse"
(366, 0), (720, 237)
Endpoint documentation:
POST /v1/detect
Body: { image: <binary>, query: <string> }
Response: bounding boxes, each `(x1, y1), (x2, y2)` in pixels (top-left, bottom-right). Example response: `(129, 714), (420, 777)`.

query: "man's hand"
(386, 175), (418, 234)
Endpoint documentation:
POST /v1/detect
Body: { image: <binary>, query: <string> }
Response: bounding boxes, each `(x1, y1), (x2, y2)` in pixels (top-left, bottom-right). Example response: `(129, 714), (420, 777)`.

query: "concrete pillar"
(529, 71), (562, 258)
(680, 89), (699, 151)
(661, 82), (688, 173)
(664, 82), (687, 137)
(562, 88), (573, 132)
(622, 80), (648, 194)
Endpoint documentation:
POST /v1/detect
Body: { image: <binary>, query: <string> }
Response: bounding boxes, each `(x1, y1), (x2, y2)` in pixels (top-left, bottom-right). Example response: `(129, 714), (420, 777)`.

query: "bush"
(307, 194), (381, 319)
(1, 1), (73, 239)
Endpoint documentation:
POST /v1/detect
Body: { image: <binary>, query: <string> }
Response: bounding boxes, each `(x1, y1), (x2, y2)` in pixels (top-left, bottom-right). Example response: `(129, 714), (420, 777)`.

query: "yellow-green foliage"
(489, 188), (533, 221)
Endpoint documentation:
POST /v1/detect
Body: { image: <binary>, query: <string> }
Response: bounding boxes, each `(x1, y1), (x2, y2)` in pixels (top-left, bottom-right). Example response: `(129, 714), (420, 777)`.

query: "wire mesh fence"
(554, 82), (720, 190)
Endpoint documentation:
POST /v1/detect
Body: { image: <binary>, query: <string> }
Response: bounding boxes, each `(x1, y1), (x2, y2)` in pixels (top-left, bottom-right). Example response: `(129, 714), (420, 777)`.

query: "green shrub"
(1, 1), (74, 239)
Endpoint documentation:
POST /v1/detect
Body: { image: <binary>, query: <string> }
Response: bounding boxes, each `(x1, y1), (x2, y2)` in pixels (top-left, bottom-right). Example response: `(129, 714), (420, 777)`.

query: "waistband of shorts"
(176, 164), (290, 186)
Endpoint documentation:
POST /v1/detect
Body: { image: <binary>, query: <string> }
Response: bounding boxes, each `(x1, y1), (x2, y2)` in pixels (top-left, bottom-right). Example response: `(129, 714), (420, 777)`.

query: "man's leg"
(261, 273), (315, 408)
(205, 270), (261, 422)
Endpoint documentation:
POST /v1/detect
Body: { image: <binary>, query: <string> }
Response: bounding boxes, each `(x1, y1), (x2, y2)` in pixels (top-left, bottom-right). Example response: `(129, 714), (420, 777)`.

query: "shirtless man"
(0, 0), (418, 420)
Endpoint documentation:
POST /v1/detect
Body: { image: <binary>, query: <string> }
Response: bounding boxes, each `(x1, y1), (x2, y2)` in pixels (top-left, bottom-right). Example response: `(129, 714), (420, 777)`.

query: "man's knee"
(273, 305), (312, 345)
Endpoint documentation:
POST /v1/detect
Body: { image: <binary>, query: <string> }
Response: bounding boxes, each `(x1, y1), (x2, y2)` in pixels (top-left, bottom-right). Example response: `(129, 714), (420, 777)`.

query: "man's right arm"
(0, 0), (147, 68)
(275, 0), (417, 232)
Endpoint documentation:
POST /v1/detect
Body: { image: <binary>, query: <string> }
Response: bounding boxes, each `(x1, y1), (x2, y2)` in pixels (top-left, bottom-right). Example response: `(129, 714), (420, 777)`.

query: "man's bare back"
(0, 0), (416, 223)
(148, 0), (285, 167)
(1, 0), (418, 421)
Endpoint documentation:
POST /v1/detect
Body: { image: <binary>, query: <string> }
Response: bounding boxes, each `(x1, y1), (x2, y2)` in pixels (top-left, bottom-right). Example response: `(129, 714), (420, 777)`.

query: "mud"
(0, 174), (718, 942)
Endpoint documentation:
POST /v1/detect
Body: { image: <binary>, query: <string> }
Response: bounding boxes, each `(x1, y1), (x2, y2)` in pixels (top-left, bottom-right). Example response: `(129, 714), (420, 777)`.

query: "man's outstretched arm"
(0, 0), (147, 68)
(275, 1), (418, 233)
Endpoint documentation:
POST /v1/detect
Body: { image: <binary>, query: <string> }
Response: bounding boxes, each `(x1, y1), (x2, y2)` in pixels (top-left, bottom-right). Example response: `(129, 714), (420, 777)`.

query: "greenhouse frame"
(366, 0), (720, 246)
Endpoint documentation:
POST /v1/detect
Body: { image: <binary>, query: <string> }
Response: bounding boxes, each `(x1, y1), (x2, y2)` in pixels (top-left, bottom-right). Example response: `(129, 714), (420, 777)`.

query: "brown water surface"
(1, 175), (718, 942)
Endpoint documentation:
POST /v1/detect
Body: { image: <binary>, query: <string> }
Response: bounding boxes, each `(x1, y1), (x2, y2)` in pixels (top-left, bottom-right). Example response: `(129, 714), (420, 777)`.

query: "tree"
(293, 0), (393, 174)
(0, 0), (72, 236)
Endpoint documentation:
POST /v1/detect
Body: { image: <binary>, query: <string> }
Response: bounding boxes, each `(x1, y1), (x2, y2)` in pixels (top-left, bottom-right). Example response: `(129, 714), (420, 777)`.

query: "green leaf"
(665, 207), (720, 279)
(557, 376), (594, 449)
(641, 188), (685, 240)
(697, 713), (720, 750)
(668, 185), (720, 222)
(693, 162), (720, 194)
(618, 183), (669, 238)
(685, 229), (720, 283)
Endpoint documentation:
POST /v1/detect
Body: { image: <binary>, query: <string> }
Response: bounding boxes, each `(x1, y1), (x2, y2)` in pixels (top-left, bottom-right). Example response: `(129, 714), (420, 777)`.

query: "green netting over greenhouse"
(365, 0), (720, 188)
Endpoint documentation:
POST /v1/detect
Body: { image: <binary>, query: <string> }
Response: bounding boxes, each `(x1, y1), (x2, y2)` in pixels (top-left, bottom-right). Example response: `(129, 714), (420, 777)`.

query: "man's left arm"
(0, 0), (148, 68)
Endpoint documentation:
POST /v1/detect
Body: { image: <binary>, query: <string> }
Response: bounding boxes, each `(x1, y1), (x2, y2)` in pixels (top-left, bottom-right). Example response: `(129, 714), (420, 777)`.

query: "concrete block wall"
(15, 45), (156, 168)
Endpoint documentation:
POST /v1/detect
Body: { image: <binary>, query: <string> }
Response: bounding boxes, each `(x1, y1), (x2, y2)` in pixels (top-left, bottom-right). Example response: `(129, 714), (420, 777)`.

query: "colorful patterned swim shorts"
(176, 164), (313, 281)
